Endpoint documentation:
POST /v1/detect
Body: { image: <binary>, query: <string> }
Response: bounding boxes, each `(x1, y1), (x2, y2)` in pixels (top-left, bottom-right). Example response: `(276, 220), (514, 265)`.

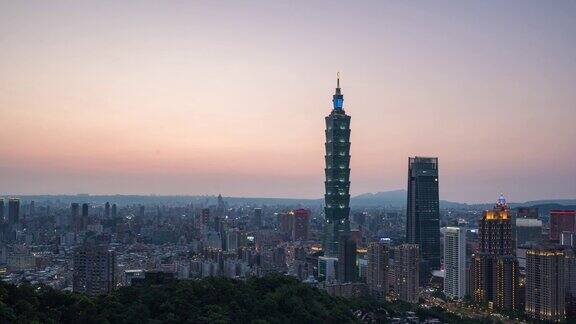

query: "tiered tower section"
(323, 74), (351, 257)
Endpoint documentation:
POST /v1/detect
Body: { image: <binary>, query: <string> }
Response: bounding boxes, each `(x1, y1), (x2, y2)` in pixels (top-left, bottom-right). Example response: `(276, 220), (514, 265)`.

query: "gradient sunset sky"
(1, 1), (575, 203)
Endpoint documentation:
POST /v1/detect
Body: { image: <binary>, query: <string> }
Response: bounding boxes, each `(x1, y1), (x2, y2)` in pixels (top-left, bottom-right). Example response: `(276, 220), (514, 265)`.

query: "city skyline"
(1, 1), (576, 203)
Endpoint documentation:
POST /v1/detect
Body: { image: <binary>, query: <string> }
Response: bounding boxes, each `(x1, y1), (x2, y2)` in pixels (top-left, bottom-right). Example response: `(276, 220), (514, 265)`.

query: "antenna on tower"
(337, 71), (340, 88)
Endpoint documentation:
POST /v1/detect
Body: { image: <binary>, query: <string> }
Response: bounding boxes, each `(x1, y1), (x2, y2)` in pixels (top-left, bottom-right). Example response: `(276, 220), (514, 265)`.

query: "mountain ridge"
(8, 190), (576, 209)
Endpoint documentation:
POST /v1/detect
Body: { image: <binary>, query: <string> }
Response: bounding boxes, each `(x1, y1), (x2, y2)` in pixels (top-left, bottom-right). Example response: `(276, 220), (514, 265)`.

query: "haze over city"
(1, 1), (575, 202)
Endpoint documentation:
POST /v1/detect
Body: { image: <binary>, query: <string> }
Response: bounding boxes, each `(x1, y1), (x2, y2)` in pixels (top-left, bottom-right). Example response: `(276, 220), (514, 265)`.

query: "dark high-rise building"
(73, 243), (116, 296)
(253, 208), (263, 229)
(323, 74), (351, 257)
(0, 198), (4, 222)
(8, 198), (20, 224)
(406, 156), (440, 281)
(104, 202), (111, 218)
(292, 208), (310, 241)
(337, 234), (357, 283)
(549, 210), (576, 242)
(394, 244), (420, 303)
(279, 212), (293, 235)
(525, 248), (565, 322)
(217, 194), (226, 217)
(71, 203), (80, 232)
(472, 195), (519, 310)
(111, 203), (117, 218)
(565, 250), (576, 317)
(81, 203), (89, 230)
(82, 203), (89, 218)
(28, 200), (35, 217)
(201, 208), (210, 227)
(366, 241), (390, 297)
(515, 218), (542, 246)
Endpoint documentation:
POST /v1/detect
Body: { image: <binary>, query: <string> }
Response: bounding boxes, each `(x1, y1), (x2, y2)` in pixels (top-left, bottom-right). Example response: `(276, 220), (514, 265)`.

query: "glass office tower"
(406, 157), (440, 280)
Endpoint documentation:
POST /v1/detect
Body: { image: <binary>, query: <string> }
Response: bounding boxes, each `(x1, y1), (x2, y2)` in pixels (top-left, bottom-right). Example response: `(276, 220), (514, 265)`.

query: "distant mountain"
(350, 190), (576, 210)
(350, 190), (406, 207)
(350, 190), (471, 208)
(10, 192), (576, 210)
(520, 199), (576, 206)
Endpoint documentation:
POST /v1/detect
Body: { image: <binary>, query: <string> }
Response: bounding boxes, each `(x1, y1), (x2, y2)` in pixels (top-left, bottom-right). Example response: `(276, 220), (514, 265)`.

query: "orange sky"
(1, 1), (575, 202)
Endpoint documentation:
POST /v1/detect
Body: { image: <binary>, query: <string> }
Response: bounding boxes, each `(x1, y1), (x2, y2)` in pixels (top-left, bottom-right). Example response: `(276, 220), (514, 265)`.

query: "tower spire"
(332, 72), (343, 110)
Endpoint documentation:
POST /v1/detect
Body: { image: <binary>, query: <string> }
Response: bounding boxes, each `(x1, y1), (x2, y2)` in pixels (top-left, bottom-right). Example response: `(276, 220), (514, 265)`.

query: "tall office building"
(73, 243), (116, 295)
(337, 234), (357, 283)
(366, 241), (390, 297)
(394, 244), (420, 303)
(406, 157), (440, 282)
(479, 195), (513, 256)
(549, 210), (576, 242)
(201, 208), (210, 227)
(565, 250), (576, 317)
(216, 194), (226, 217)
(253, 208), (263, 229)
(323, 74), (351, 257)
(279, 212), (293, 235)
(71, 203), (80, 232)
(8, 198), (20, 224)
(292, 208), (310, 241)
(80, 203), (89, 231)
(515, 218), (542, 246)
(111, 203), (117, 218)
(104, 202), (111, 218)
(444, 227), (466, 299)
(28, 200), (35, 218)
(525, 248), (565, 322)
(0, 198), (4, 221)
(472, 195), (519, 310)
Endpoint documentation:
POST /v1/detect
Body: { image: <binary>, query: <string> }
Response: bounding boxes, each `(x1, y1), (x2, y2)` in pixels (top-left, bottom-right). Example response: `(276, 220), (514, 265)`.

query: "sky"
(0, 1), (575, 203)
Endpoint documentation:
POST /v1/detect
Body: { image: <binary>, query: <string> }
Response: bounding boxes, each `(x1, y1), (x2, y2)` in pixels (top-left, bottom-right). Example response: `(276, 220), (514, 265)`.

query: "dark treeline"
(0, 274), (488, 324)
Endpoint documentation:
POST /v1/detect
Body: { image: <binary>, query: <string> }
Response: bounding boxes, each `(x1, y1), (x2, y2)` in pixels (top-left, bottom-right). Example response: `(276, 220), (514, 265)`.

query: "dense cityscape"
(1, 1), (575, 323)
(1, 77), (575, 323)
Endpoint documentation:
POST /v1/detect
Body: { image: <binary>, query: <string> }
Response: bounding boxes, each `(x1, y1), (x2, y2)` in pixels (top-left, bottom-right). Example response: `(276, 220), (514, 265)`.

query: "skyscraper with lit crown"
(323, 73), (351, 257)
(472, 194), (519, 310)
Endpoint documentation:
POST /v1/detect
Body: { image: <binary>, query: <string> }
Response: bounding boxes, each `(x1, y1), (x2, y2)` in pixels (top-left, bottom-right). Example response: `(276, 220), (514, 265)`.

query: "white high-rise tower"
(444, 227), (466, 299)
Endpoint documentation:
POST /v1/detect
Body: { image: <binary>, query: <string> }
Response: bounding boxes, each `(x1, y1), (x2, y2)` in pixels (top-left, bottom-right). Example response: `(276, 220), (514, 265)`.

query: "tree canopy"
(0, 275), (491, 323)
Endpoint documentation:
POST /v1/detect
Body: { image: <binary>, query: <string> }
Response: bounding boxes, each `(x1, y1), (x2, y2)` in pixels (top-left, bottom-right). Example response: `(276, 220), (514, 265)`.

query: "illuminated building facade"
(366, 241), (390, 297)
(406, 157), (440, 282)
(394, 244), (420, 303)
(525, 248), (565, 322)
(323, 74), (351, 257)
(472, 194), (519, 310)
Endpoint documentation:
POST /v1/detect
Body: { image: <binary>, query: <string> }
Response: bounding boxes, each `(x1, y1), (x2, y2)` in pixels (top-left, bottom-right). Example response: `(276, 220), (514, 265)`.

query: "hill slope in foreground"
(0, 274), (487, 323)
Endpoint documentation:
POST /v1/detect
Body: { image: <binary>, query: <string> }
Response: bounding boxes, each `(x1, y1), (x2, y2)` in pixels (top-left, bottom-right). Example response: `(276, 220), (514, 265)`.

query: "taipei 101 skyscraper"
(323, 73), (351, 257)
